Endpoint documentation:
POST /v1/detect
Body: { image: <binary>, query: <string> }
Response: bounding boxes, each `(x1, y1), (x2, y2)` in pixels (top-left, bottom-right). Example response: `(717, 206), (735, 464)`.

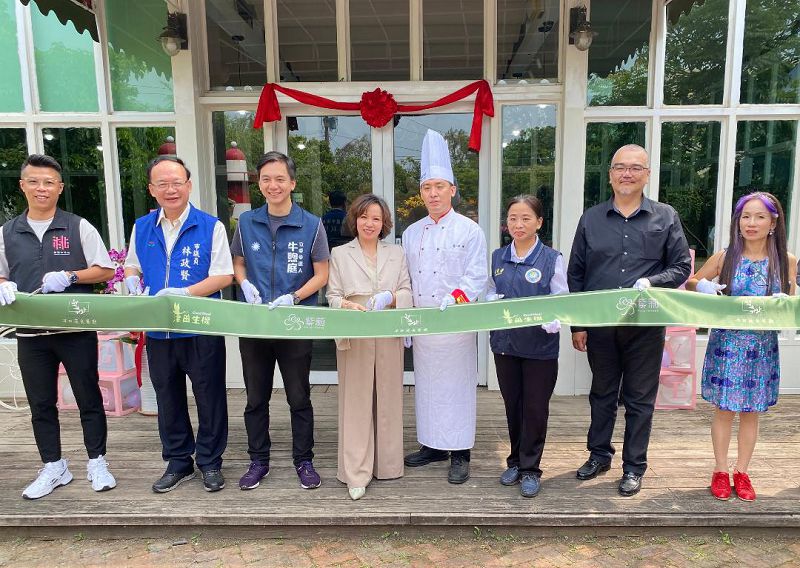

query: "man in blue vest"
(231, 151), (329, 491)
(124, 156), (233, 493)
(0, 154), (116, 500)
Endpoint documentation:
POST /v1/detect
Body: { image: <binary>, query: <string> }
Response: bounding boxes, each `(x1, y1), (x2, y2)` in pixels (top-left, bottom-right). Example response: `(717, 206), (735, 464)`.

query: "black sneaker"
(152, 469), (196, 493)
(404, 445), (449, 467)
(448, 455), (470, 484)
(202, 469), (225, 492)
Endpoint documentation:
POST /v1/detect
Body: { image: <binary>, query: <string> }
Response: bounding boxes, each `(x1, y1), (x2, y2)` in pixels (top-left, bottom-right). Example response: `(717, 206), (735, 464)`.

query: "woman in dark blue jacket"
(489, 195), (567, 498)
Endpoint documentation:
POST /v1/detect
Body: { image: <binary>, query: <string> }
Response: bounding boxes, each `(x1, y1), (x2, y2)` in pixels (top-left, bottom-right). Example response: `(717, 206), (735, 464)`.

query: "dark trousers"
(586, 326), (665, 476)
(495, 354), (558, 476)
(146, 335), (228, 474)
(17, 332), (107, 463)
(240, 337), (314, 466)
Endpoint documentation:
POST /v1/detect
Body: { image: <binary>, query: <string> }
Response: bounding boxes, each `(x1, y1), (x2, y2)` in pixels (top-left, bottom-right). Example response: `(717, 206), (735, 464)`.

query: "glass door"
(286, 115), (373, 382)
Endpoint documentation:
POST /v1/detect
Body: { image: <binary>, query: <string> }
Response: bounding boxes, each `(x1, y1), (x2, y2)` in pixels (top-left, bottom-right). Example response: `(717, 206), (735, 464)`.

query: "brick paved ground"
(1, 532), (799, 567)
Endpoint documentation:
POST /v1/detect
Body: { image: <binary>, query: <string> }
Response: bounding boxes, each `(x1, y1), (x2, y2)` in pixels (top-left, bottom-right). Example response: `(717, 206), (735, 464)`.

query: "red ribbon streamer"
(254, 80), (494, 152)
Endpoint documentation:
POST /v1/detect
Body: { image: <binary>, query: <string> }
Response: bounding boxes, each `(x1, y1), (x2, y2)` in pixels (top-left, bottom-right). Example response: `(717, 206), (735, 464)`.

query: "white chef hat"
(420, 129), (454, 186)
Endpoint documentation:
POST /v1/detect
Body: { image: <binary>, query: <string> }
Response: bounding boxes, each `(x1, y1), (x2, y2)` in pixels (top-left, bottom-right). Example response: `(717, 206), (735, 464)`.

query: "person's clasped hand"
(268, 293), (294, 310)
(485, 293), (504, 302)
(541, 319), (561, 334)
(367, 290), (393, 311)
(772, 292), (791, 299)
(439, 294), (456, 311)
(696, 278), (726, 295)
(0, 281), (17, 306)
(155, 287), (190, 297)
(125, 275), (145, 295)
(240, 279), (262, 304)
(633, 278), (651, 291)
(41, 271), (71, 294)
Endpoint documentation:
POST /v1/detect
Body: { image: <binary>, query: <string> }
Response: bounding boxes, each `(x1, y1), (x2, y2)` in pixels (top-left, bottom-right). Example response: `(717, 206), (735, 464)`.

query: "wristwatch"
(67, 271), (79, 285)
(292, 292), (301, 305)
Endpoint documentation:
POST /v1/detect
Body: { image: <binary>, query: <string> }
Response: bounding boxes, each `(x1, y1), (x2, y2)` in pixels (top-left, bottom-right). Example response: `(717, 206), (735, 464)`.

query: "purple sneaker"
(239, 462), (270, 490)
(295, 461), (321, 489)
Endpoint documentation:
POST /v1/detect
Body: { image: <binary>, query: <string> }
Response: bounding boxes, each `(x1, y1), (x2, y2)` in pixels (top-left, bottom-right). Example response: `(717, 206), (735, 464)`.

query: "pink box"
(58, 370), (141, 417)
(58, 332), (135, 377)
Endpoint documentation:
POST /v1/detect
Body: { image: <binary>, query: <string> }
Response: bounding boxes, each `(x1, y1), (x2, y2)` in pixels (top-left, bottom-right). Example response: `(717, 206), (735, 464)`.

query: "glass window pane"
(206, 0), (267, 91)
(741, 1), (800, 104)
(278, 0), (338, 82)
(117, 127), (176, 241)
(31, 3), (98, 112)
(105, 0), (174, 111)
(211, 111), (263, 237)
(497, 0), (559, 84)
(423, 0), (483, 80)
(350, 0), (409, 81)
(587, 3), (651, 106)
(584, 123), (646, 209)
(0, 0), (24, 112)
(43, 128), (108, 245)
(659, 122), (721, 266)
(394, 114), (479, 237)
(501, 105), (557, 246)
(288, 116), (372, 218)
(664, 0), (727, 105)
(0, 129), (27, 223)
(734, 120), (796, 222)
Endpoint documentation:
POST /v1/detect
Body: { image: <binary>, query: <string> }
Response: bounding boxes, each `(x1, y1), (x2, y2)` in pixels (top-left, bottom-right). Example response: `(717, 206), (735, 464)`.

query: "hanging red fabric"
(254, 80), (494, 152)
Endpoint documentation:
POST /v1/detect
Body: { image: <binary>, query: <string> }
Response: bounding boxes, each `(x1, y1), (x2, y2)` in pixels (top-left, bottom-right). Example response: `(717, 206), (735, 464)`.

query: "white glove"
(403, 337), (412, 348)
(155, 287), (190, 297)
(696, 278), (726, 295)
(0, 281), (17, 306)
(240, 279), (262, 304)
(486, 293), (504, 302)
(633, 278), (651, 291)
(773, 292), (791, 299)
(41, 271), (71, 294)
(125, 275), (144, 295)
(439, 294), (456, 311)
(367, 290), (393, 311)
(268, 293), (294, 310)
(541, 319), (561, 334)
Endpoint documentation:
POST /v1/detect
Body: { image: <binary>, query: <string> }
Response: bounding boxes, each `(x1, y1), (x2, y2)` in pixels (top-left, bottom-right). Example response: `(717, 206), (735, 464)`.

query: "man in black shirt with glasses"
(568, 144), (691, 497)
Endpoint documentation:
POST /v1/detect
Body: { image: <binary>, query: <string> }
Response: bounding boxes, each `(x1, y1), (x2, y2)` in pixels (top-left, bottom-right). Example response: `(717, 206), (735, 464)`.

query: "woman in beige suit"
(326, 194), (412, 500)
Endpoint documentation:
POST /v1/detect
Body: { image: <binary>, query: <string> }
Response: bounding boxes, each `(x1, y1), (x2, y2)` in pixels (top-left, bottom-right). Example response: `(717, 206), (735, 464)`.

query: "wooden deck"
(2, 387), (800, 532)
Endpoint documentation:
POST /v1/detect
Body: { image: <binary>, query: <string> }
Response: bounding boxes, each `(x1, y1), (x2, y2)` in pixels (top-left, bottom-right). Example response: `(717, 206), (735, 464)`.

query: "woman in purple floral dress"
(688, 192), (795, 502)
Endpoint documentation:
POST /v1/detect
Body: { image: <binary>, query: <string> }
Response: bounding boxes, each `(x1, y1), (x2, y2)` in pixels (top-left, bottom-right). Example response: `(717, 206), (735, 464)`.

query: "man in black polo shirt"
(0, 154), (116, 500)
(567, 144), (691, 497)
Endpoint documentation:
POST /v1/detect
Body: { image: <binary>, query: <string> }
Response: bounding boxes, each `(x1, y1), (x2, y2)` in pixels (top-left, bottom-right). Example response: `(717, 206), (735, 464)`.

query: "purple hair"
(719, 191), (789, 295)
(733, 192), (779, 217)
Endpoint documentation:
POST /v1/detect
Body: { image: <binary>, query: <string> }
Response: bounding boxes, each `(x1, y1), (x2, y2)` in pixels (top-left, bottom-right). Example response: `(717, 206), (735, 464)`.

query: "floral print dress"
(701, 257), (780, 412)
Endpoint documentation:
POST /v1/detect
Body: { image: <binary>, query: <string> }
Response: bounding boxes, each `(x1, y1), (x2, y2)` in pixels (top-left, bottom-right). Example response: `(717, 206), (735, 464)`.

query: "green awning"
(665, 0), (708, 26)
(19, 0), (98, 42)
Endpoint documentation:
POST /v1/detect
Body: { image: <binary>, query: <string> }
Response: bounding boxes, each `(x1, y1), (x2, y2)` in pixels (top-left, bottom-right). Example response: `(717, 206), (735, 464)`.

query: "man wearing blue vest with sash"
(0, 154), (116, 500)
(231, 151), (329, 491)
(124, 156), (233, 493)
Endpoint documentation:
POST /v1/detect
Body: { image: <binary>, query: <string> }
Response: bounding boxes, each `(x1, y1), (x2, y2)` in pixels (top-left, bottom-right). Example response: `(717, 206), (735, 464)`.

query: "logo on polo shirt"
(525, 268), (542, 283)
(251, 241), (261, 252)
(52, 235), (71, 256)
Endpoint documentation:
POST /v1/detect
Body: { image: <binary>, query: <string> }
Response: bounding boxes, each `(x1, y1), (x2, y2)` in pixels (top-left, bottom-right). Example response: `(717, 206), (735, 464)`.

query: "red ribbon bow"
(254, 80), (494, 152)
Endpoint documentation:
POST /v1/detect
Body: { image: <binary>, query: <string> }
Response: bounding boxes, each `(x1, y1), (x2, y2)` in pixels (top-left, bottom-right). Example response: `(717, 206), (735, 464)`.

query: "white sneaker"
(22, 459), (73, 500)
(87, 455), (117, 492)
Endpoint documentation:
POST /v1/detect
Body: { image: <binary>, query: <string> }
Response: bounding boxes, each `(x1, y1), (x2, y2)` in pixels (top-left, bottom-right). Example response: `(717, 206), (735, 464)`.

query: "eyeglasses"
(610, 164), (649, 174)
(21, 178), (60, 189)
(151, 180), (188, 191)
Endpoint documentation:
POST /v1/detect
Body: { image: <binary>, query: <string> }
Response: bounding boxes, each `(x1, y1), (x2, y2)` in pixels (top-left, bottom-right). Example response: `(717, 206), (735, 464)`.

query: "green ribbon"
(0, 289), (796, 339)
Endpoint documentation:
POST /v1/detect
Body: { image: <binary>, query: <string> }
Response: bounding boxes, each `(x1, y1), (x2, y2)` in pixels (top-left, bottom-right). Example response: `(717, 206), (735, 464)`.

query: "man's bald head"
(611, 144), (649, 168)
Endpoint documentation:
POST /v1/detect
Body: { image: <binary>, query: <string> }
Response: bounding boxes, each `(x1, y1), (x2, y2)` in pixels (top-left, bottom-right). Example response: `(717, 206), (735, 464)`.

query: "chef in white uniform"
(402, 129), (488, 484)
